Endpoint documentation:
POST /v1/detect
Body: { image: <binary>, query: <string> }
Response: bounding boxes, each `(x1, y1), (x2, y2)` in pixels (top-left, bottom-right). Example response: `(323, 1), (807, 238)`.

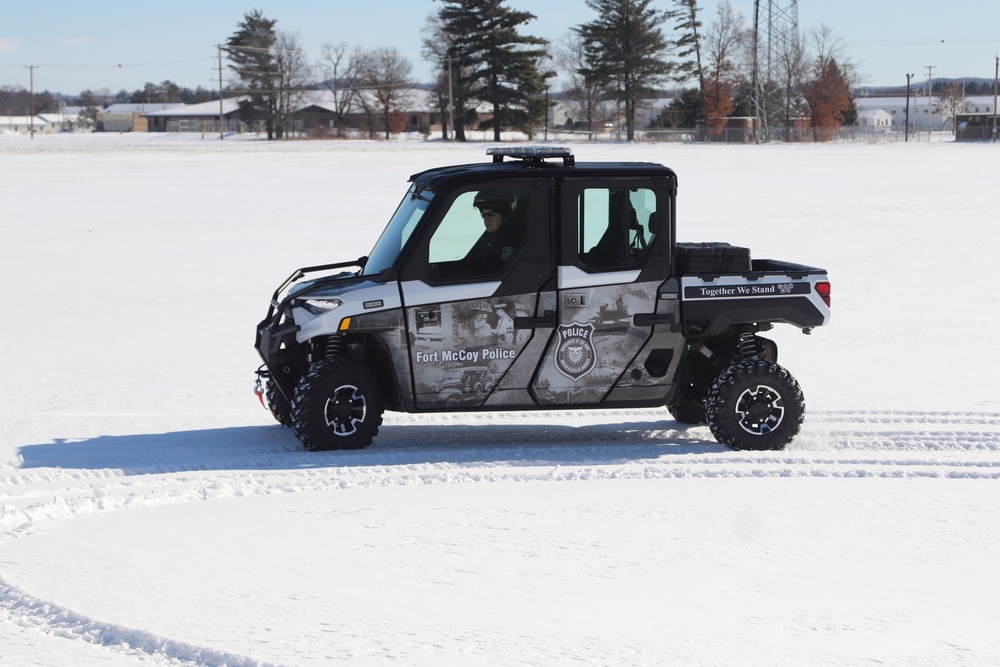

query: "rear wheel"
(705, 359), (804, 451)
(292, 358), (384, 451)
(667, 397), (706, 425)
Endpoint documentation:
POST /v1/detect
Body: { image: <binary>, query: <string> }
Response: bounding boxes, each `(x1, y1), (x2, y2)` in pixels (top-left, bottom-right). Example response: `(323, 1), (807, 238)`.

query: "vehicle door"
(396, 178), (556, 410)
(530, 176), (684, 406)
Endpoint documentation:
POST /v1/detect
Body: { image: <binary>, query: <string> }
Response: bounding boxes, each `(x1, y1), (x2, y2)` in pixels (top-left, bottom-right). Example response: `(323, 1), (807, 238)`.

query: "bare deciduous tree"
(771, 31), (809, 139)
(361, 47), (414, 140)
(936, 81), (971, 132)
(554, 33), (614, 132)
(319, 41), (364, 138)
(274, 30), (313, 138)
(703, 1), (744, 136)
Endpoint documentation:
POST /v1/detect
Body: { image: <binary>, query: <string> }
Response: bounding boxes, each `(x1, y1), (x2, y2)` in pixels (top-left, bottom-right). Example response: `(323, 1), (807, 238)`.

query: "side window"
(429, 187), (528, 279)
(578, 187), (658, 270)
(429, 191), (481, 263)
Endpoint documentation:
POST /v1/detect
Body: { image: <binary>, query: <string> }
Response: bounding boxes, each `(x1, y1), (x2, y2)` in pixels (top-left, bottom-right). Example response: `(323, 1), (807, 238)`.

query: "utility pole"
(925, 65), (936, 140)
(217, 45), (225, 140)
(544, 83), (549, 141)
(905, 73), (914, 142)
(23, 65), (38, 140)
(993, 55), (998, 143)
(447, 57), (454, 141)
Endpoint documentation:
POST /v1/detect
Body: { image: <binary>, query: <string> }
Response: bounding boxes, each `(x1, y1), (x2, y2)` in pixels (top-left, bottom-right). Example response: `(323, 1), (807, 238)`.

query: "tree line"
(219, 0), (862, 142)
(0, 1), (901, 141)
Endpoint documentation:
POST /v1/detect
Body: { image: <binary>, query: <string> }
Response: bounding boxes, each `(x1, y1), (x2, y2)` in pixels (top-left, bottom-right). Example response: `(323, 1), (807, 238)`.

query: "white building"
(856, 108), (893, 130)
(853, 95), (997, 130)
(0, 116), (53, 134)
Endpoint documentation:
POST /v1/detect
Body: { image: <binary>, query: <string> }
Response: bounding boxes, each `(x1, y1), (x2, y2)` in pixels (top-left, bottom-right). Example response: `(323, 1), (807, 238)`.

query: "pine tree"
(671, 0), (704, 91)
(226, 10), (280, 139)
(575, 0), (675, 141)
(436, 0), (549, 141)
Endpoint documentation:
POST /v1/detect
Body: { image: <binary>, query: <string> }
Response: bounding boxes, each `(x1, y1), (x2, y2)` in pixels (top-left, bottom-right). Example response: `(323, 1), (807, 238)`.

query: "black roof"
(409, 147), (677, 189)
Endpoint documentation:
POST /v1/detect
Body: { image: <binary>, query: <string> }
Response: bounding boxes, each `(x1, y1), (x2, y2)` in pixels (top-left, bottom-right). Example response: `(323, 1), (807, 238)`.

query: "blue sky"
(1, 0), (996, 95)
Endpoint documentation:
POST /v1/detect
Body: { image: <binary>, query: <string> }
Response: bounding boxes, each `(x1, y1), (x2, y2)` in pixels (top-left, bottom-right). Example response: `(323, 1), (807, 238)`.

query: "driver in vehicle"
(468, 191), (524, 273)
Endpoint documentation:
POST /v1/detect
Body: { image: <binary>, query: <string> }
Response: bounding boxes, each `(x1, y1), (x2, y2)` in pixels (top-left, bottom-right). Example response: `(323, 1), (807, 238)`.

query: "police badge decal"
(554, 321), (597, 381)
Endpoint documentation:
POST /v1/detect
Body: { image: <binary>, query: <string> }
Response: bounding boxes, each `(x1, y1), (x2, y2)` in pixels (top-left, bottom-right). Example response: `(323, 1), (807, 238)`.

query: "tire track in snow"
(2, 408), (999, 664)
(0, 575), (279, 667)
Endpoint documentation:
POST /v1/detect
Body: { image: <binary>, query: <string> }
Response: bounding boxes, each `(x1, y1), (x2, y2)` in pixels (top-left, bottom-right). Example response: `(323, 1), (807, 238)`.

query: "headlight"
(299, 297), (343, 316)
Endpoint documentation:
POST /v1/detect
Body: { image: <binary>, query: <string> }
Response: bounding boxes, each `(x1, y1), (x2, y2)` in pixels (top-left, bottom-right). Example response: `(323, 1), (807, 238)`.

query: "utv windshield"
(363, 184), (434, 276)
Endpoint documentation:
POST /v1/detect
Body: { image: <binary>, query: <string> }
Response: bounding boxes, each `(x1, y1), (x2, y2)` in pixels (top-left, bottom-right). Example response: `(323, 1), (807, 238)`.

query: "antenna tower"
(751, 0), (799, 142)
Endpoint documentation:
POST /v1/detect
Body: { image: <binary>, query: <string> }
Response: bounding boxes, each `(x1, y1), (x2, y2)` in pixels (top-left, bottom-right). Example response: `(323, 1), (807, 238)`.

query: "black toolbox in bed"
(675, 242), (752, 274)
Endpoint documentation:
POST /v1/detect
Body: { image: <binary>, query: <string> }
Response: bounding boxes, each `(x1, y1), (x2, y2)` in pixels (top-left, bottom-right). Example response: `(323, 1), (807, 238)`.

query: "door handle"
(632, 313), (675, 327)
(515, 310), (556, 329)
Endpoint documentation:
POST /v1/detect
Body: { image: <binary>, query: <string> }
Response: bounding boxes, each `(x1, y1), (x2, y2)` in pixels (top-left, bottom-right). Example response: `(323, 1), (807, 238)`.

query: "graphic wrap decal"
(533, 281), (662, 406)
(683, 282), (810, 300)
(554, 322), (597, 381)
(408, 295), (536, 409)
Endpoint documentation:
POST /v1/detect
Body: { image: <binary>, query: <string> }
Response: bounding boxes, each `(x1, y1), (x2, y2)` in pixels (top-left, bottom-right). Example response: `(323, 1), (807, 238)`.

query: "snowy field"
(1, 133), (999, 666)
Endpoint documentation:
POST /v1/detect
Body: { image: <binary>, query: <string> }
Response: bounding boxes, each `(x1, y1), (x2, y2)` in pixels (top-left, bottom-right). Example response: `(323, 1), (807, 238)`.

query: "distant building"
(856, 108), (893, 131)
(955, 113), (1000, 141)
(853, 95), (997, 131)
(0, 116), (52, 134)
(140, 90), (447, 137)
(99, 103), (183, 132)
(141, 98), (244, 133)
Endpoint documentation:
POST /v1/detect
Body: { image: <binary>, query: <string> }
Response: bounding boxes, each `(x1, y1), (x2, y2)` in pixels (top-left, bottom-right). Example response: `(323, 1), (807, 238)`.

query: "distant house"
(856, 108), (893, 130)
(0, 116), (53, 134)
(40, 106), (85, 132)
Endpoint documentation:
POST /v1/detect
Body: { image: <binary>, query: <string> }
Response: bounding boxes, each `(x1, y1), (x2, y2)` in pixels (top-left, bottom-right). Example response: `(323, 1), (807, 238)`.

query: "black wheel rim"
(735, 383), (785, 435)
(324, 384), (367, 437)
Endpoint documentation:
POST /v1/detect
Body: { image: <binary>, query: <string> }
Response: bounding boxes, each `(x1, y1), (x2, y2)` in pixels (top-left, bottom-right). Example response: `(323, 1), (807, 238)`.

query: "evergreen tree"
(657, 87), (703, 127)
(226, 10), (310, 140)
(436, 0), (549, 141)
(671, 0), (704, 91)
(575, 0), (675, 141)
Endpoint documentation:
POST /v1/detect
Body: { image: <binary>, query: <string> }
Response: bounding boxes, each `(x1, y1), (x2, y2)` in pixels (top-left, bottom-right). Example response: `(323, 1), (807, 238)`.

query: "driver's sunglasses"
(479, 208), (500, 218)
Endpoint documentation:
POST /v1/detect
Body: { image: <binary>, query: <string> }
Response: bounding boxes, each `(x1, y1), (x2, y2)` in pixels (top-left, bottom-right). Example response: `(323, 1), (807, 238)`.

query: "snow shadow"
(17, 421), (720, 476)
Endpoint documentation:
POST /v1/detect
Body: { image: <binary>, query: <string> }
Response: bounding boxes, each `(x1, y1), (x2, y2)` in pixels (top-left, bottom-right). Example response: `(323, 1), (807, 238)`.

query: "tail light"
(815, 281), (831, 308)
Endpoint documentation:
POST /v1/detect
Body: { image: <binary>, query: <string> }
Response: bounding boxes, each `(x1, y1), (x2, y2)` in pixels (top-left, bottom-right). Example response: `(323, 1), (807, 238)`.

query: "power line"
(26, 58), (213, 70)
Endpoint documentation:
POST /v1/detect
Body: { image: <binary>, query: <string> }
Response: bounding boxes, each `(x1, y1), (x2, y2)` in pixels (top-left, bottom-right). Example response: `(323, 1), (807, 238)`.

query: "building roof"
(103, 103), (184, 114)
(141, 98), (246, 118)
(0, 116), (50, 126)
(855, 95), (997, 108)
(139, 88), (442, 119)
(857, 108), (892, 118)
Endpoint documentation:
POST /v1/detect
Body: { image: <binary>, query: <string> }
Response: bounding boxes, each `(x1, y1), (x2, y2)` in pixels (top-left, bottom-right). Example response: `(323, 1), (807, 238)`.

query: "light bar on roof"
(487, 146), (575, 166)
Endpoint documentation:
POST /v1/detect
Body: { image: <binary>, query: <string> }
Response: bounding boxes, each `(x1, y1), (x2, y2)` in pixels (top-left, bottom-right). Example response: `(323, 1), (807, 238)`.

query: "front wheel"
(705, 359), (804, 451)
(265, 380), (293, 427)
(291, 358), (384, 451)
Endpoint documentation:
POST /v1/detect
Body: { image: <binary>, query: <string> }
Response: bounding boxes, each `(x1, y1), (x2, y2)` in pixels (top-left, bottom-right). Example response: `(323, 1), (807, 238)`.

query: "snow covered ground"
(1, 133), (999, 666)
